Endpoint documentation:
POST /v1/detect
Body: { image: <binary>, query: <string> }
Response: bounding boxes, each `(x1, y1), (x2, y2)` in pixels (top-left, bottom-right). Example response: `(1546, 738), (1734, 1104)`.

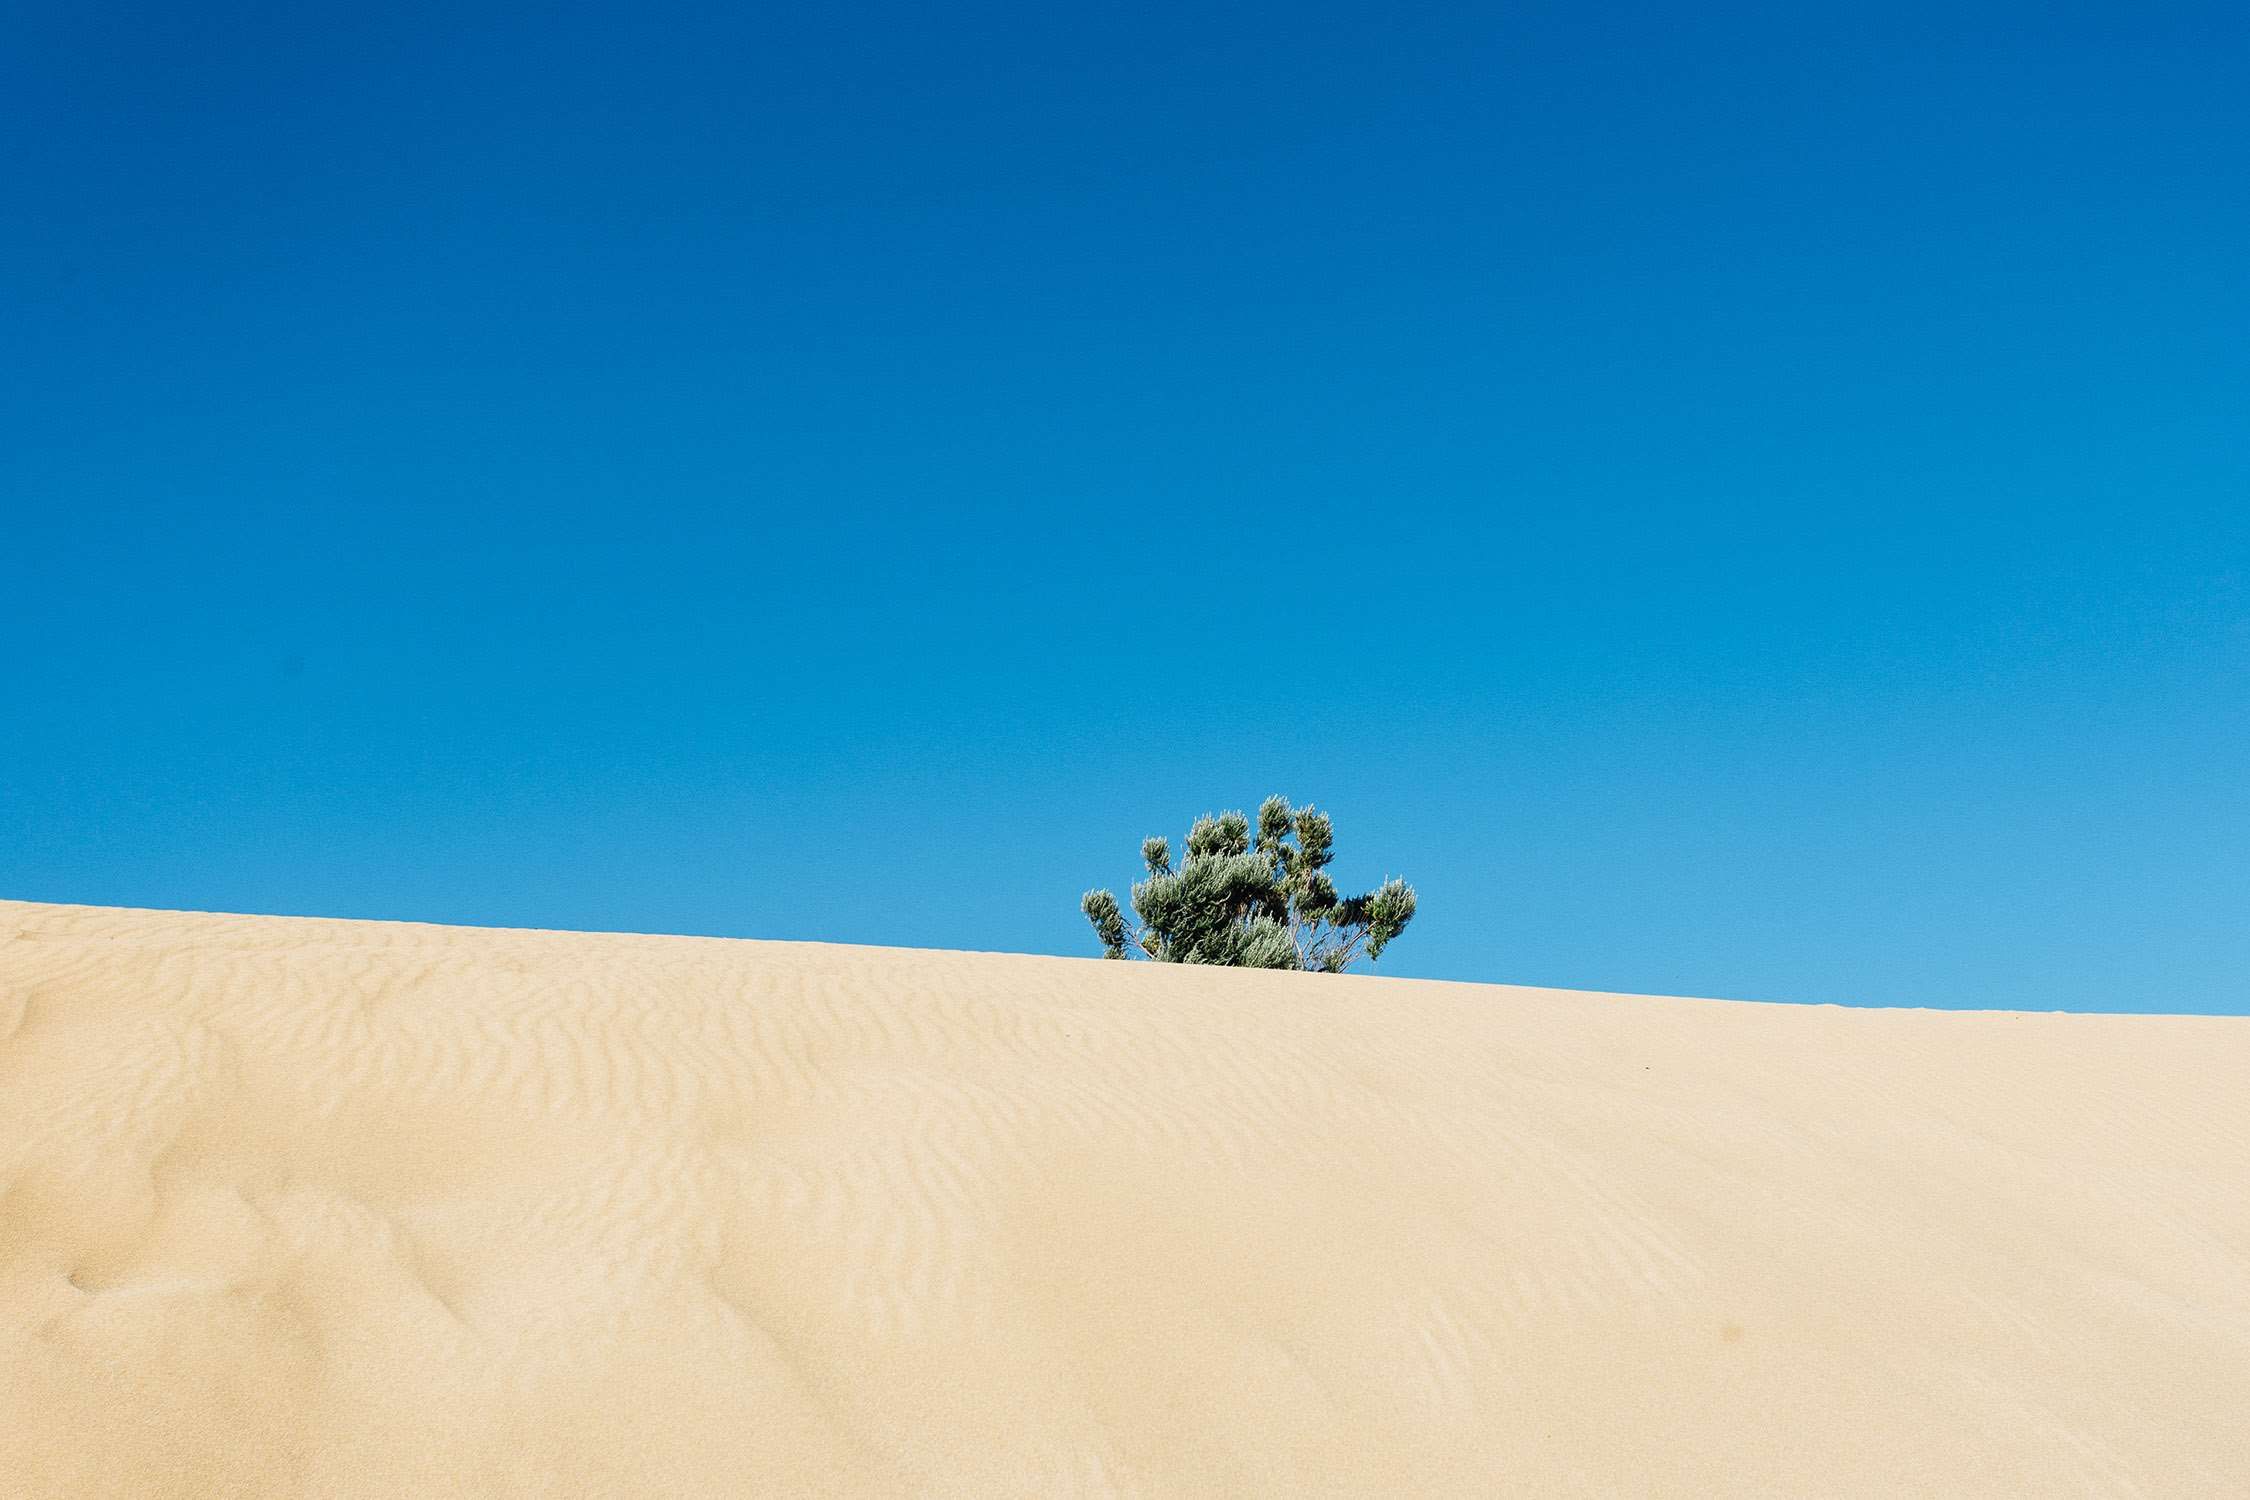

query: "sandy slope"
(2, 901), (2246, 1496)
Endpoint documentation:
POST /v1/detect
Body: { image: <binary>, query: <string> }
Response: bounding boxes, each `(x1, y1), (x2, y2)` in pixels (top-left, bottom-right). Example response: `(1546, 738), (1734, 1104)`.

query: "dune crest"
(3, 899), (2246, 1495)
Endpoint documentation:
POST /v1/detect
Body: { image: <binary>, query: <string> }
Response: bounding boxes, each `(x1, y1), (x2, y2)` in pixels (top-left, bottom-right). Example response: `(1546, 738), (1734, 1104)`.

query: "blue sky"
(4, 1), (2245, 1011)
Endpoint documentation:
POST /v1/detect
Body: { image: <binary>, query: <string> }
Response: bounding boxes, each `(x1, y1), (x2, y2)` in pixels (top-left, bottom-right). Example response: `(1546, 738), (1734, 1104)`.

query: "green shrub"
(1081, 796), (1416, 972)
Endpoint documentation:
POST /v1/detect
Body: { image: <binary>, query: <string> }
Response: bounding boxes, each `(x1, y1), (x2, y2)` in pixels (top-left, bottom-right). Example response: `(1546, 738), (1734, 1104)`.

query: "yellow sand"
(3, 900), (2246, 1496)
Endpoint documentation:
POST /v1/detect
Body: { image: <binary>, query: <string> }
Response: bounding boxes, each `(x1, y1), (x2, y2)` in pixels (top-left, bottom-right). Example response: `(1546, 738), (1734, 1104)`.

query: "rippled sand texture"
(3, 900), (2248, 1496)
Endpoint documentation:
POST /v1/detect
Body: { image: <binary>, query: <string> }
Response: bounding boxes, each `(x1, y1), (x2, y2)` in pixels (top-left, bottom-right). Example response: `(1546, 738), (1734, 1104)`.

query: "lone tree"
(1080, 796), (1416, 972)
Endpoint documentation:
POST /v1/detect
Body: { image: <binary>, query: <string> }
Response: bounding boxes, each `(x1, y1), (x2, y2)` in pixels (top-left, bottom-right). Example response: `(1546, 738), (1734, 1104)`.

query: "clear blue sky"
(5, 1), (2245, 1012)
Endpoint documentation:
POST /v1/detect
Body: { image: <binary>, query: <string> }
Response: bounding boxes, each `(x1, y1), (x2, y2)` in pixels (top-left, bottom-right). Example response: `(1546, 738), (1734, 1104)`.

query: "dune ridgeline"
(2, 899), (2246, 1495)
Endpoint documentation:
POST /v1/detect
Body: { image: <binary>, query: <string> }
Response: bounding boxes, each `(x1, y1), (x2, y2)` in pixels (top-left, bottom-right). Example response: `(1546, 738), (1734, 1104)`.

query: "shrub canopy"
(1081, 797), (1416, 972)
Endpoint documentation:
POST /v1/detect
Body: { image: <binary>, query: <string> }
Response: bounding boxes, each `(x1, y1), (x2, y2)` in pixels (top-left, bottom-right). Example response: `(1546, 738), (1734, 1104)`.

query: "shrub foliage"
(1080, 797), (1416, 972)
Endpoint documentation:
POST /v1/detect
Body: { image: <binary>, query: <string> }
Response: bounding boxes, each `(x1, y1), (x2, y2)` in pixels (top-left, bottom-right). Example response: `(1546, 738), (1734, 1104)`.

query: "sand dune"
(2, 900), (2246, 1496)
